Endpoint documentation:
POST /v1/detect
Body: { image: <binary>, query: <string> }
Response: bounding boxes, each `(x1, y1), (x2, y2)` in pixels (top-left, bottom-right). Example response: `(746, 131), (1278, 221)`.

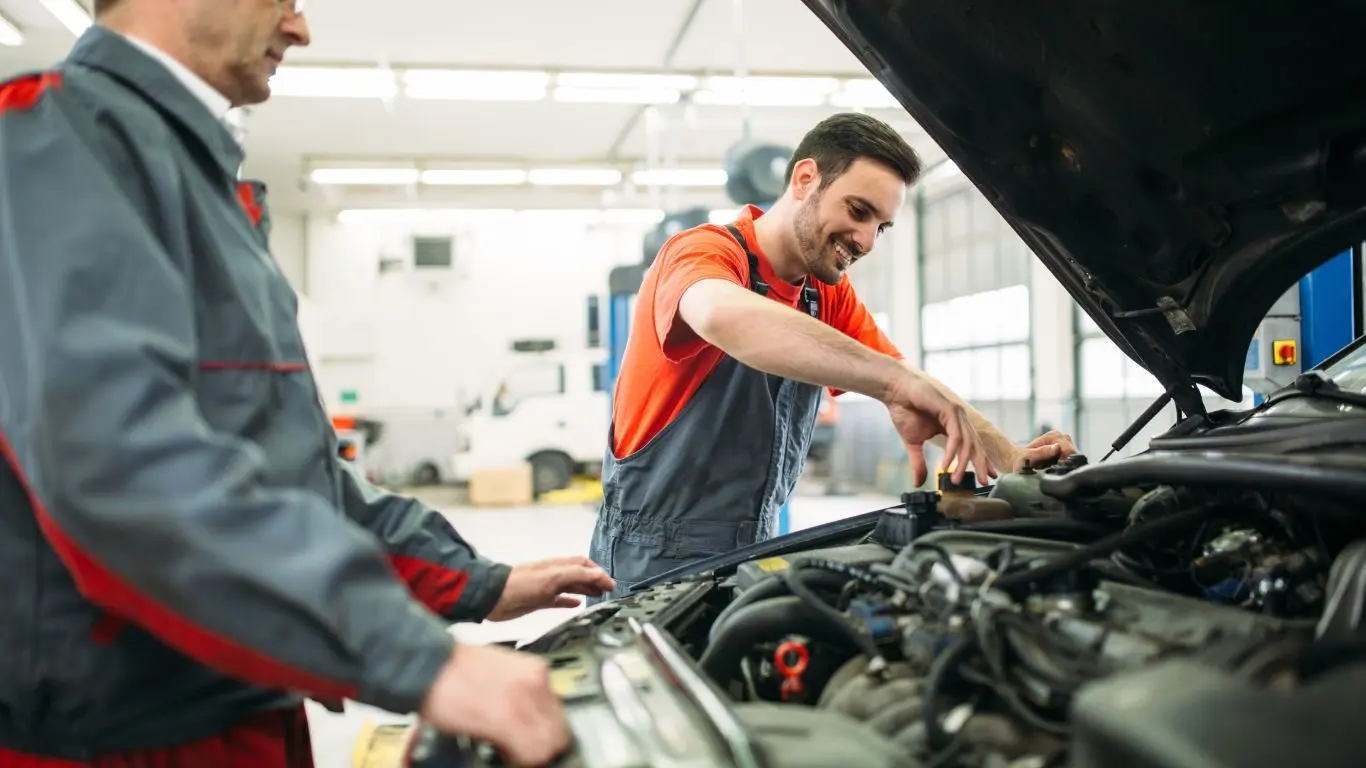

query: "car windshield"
(1252, 335), (1366, 419)
(1317, 335), (1366, 391)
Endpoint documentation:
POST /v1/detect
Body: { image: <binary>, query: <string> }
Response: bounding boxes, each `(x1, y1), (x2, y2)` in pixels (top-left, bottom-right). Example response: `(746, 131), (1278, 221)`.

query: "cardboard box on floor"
(352, 720), (411, 768)
(467, 462), (533, 507)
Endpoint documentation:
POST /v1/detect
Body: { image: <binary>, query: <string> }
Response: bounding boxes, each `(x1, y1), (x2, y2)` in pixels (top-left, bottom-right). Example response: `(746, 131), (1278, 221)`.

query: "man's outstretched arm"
(679, 278), (912, 402)
(336, 460), (511, 622)
(676, 277), (990, 483)
(677, 276), (1076, 477)
(903, 361), (1075, 473)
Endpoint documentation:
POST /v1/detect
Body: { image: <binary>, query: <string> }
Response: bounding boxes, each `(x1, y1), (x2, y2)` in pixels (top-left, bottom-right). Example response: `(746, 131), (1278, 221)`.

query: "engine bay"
(408, 450), (1366, 768)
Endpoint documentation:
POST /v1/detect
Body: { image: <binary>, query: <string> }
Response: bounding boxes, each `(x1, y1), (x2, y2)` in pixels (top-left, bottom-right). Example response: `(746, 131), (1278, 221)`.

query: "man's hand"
(420, 643), (570, 766)
(1010, 430), (1078, 472)
(883, 371), (994, 487)
(487, 556), (616, 622)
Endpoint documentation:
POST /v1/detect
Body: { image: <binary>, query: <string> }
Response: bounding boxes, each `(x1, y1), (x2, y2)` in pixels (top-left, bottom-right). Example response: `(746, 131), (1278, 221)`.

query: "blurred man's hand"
(487, 556), (616, 621)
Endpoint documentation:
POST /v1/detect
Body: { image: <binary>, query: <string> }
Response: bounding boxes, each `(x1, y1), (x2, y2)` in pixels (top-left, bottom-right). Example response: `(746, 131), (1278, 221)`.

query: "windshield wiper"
(1259, 371), (1366, 412)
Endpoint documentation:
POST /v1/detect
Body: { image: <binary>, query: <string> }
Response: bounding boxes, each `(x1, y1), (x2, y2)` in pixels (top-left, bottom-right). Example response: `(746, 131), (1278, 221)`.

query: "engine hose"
(992, 506), (1215, 594)
(1038, 452), (1366, 502)
(1147, 416), (1366, 453)
(784, 563), (887, 671)
(708, 568), (851, 644)
(698, 596), (870, 683)
(956, 518), (1111, 542)
(788, 557), (886, 589)
(922, 634), (975, 751)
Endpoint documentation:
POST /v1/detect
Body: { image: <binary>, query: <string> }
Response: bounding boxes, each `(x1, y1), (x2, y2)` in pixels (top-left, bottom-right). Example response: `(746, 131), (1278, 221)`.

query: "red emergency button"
(1272, 339), (1297, 366)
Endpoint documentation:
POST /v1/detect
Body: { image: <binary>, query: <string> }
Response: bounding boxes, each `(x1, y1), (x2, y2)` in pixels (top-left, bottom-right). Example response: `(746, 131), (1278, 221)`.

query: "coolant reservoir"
(936, 471), (1014, 521)
(989, 464), (1068, 519)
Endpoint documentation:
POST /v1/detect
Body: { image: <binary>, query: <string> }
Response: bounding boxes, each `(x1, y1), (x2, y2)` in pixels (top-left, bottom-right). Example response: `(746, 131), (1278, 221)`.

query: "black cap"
(938, 471), (977, 493)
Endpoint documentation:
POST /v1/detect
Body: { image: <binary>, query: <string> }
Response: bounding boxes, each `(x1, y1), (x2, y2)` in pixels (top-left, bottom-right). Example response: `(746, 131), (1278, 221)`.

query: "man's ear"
(789, 158), (820, 201)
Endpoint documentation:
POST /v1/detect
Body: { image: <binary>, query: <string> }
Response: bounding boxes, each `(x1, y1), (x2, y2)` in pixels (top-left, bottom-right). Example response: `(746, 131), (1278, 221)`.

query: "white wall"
(301, 211), (651, 413)
(268, 211), (309, 291)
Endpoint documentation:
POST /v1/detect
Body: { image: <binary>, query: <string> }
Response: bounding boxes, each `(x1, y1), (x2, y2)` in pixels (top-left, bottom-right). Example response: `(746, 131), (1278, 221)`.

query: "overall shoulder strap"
(723, 223), (821, 320)
(724, 224), (769, 297)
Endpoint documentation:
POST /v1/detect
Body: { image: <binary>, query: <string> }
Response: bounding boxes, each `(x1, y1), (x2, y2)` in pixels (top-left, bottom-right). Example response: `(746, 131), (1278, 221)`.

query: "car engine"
(405, 450), (1366, 768)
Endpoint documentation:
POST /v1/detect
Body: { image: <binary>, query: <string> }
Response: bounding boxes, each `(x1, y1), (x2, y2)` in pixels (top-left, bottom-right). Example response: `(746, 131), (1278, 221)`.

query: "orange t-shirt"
(611, 205), (903, 458)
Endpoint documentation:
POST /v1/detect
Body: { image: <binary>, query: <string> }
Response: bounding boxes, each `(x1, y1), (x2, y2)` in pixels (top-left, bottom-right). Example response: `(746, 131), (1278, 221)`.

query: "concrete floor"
(311, 485), (899, 766)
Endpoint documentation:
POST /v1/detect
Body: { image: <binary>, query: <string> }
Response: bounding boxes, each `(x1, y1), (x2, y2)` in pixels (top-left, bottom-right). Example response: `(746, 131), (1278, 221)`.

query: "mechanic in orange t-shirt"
(588, 113), (1077, 599)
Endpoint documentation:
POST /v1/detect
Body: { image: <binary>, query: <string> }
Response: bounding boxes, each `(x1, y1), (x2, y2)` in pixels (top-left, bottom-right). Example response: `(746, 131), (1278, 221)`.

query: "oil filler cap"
(938, 471), (977, 493)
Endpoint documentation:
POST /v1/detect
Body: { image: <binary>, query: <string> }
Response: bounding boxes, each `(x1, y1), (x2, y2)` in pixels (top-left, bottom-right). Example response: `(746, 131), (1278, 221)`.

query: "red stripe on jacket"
(237, 182), (264, 226)
(0, 431), (358, 702)
(388, 555), (470, 616)
(0, 72), (62, 115)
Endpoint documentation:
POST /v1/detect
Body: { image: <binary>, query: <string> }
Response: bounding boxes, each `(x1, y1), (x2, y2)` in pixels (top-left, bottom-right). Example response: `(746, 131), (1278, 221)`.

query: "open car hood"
(803, 0), (1366, 404)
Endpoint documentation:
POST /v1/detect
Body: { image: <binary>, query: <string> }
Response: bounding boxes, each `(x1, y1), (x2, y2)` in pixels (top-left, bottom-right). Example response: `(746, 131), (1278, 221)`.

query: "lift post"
(1298, 247), (1360, 369)
(606, 263), (646, 401)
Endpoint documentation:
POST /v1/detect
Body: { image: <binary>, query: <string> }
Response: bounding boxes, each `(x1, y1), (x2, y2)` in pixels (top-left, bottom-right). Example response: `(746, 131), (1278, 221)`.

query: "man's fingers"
(552, 595), (582, 609)
(552, 565), (615, 596)
(578, 565), (615, 591)
(938, 416), (960, 486)
(906, 443), (928, 487)
(542, 555), (596, 568)
(1020, 443), (1063, 469)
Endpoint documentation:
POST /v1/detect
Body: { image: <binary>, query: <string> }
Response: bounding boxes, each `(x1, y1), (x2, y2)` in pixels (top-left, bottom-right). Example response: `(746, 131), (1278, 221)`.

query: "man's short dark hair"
(785, 112), (921, 189)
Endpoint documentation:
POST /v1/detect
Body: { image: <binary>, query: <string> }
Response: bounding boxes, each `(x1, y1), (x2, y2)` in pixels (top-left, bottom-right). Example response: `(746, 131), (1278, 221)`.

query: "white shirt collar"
(121, 33), (233, 121)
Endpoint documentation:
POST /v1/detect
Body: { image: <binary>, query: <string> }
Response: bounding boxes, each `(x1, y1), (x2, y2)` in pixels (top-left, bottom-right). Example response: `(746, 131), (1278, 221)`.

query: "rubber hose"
(993, 506), (1213, 594)
(1037, 452), (1366, 502)
(1148, 416), (1366, 452)
(698, 596), (865, 684)
(784, 565), (883, 663)
(708, 569), (851, 643)
(958, 519), (1110, 542)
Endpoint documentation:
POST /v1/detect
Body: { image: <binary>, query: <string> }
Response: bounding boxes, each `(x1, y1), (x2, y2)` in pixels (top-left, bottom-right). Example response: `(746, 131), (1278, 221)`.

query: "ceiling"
(0, 0), (946, 215)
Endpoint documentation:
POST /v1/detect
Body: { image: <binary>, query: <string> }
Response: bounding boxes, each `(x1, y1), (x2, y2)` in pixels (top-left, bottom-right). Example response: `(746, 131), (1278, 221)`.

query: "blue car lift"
(606, 259), (798, 535)
(1299, 247), (1361, 369)
(1246, 246), (1362, 399)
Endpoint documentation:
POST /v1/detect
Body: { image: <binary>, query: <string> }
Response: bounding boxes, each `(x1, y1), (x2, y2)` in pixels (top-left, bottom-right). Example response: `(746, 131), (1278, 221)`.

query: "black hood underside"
(804, 0), (1366, 403)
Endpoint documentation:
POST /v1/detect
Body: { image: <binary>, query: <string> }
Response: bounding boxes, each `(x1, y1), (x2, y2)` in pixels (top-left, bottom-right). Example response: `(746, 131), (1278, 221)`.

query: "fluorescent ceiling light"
(337, 208), (516, 226)
(693, 76), (839, 107)
(556, 72), (699, 90)
(528, 168), (622, 186)
(830, 78), (901, 109)
(516, 208), (668, 226)
(270, 67), (398, 99)
(631, 169), (728, 187)
(39, 0), (90, 37)
(553, 86), (679, 105)
(337, 208), (664, 227)
(403, 69), (549, 101)
(0, 13), (23, 46)
(603, 208), (666, 226)
(311, 168), (419, 185)
(517, 209), (609, 225)
(420, 169), (527, 185)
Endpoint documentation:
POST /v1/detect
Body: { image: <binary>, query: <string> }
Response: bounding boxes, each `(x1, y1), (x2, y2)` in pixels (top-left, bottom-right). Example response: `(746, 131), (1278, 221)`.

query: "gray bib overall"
(587, 225), (825, 601)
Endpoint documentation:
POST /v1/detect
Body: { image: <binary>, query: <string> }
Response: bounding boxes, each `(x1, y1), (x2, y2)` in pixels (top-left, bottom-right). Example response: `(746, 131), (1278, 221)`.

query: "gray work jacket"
(0, 26), (507, 758)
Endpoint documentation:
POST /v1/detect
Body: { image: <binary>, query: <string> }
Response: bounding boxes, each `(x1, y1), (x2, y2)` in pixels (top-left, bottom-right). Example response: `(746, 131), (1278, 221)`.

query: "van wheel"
(529, 452), (574, 498)
(411, 462), (441, 486)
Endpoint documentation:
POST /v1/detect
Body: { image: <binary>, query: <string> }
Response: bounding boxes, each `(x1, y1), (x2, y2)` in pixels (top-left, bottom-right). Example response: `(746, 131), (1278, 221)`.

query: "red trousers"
(0, 707), (313, 768)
